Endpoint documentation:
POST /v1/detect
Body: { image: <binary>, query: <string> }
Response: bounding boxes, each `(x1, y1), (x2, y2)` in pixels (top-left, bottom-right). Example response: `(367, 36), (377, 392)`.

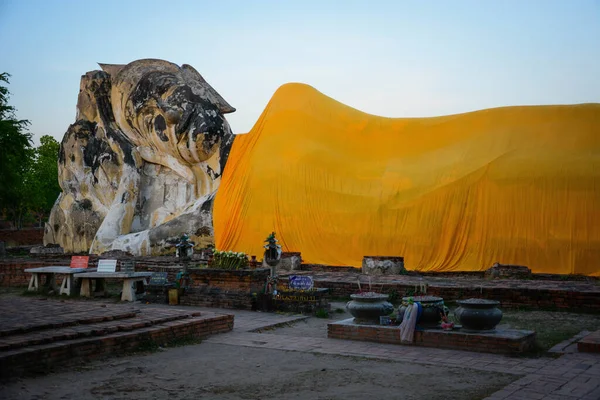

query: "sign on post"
(120, 260), (135, 273)
(97, 259), (117, 273)
(149, 272), (169, 286)
(288, 275), (314, 290)
(70, 256), (89, 269)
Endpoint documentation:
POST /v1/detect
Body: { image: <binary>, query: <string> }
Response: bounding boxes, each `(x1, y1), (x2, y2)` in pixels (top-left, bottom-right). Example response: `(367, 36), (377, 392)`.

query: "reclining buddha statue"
(44, 59), (235, 255)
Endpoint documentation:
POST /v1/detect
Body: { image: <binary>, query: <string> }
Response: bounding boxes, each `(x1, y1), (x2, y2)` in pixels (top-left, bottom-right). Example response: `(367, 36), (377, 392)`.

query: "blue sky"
(1, 0), (599, 145)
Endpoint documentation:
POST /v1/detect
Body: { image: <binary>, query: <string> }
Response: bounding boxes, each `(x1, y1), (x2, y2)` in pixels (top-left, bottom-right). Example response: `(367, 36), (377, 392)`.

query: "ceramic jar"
(397, 295), (446, 328)
(454, 298), (503, 331)
(346, 293), (394, 324)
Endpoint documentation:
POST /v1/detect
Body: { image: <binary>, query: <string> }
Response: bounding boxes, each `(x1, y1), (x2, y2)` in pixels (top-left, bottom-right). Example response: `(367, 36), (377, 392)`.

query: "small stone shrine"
(145, 271), (174, 304)
(362, 256), (406, 275)
(272, 274), (329, 314)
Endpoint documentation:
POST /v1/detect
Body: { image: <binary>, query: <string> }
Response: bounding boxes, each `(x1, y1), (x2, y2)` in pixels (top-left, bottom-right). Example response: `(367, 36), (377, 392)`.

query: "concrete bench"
(24, 256), (92, 296)
(77, 260), (152, 302)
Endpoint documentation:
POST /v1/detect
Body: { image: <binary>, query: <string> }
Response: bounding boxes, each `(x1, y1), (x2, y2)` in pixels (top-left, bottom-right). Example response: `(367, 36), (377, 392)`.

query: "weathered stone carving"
(361, 256), (406, 275)
(273, 252), (302, 272)
(44, 59), (235, 255)
(484, 263), (532, 279)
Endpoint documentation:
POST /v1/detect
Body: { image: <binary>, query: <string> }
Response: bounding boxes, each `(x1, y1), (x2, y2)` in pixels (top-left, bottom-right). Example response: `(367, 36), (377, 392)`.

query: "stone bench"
(77, 271), (153, 302)
(24, 256), (93, 296)
(24, 266), (93, 296)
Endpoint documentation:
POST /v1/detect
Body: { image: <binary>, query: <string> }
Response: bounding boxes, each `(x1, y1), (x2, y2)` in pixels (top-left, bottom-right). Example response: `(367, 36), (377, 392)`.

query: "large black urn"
(397, 295), (446, 328)
(454, 299), (503, 332)
(346, 292), (394, 324)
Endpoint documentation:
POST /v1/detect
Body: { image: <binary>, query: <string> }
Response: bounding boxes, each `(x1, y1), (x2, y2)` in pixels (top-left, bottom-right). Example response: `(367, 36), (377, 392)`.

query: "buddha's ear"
(181, 64), (236, 114)
(98, 63), (126, 77)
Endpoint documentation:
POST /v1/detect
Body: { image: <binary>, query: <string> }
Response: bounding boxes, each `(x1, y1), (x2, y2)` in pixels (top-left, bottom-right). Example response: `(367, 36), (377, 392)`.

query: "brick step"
(577, 330), (600, 353)
(0, 311), (234, 380)
(0, 309), (201, 352)
(0, 309), (139, 337)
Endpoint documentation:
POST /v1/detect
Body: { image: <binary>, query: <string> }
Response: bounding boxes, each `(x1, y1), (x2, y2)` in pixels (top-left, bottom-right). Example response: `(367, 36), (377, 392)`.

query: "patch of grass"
(328, 296), (351, 302)
(315, 308), (330, 318)
(334, 308), (345, 314)
(501, 310), (600, 354)
(19, 282), (129, 302)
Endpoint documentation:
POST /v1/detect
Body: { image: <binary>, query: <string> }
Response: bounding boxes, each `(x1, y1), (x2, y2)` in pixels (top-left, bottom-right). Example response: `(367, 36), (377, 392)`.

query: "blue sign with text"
(288, 275), (314, 290)
(149, 272), (169, 285)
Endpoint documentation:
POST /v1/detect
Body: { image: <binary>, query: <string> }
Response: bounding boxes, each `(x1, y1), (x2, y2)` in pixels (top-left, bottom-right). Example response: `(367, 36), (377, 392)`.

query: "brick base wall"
(180, 287), (254, 310)
(178, 268), (270, 309)
(0, 229), (44, 246)
(293, 279), (600, 312)
(299, 264), (359, 273)
(328, 320), (536, 354)
(0, 229), (44, 247)
(0, 261), (270, 310)
(577, 330), (600, 353)
(2, 259), (598, 312)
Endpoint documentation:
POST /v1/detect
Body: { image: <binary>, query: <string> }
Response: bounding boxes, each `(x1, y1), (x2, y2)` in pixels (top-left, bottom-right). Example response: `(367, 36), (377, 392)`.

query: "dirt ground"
(0, 300), (516, 400)
(0, 342), (514, 400)
(1, 295), (596, 400)
(264, 301), (356, 338)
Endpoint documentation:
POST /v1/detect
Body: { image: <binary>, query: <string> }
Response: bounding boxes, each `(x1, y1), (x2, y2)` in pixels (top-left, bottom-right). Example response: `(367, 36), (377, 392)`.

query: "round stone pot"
(397, 295), (446, 328)
(454, 299), (503, 332)
(346, 293), (394, 324)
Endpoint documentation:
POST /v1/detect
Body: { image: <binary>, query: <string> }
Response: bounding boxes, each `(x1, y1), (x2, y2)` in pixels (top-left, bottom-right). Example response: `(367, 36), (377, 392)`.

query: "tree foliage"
(26, 135), (61, 226)
(0, 73), (32, 211)
(0, 73), (61, 228)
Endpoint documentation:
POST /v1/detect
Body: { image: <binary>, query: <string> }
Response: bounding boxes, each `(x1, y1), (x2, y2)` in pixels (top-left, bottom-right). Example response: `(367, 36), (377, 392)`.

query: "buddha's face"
(110, 59), (235, 166)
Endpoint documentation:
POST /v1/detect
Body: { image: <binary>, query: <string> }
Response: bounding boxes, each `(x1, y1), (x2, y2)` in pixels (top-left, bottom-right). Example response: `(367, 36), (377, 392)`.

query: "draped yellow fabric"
(214, 83), (600, 276)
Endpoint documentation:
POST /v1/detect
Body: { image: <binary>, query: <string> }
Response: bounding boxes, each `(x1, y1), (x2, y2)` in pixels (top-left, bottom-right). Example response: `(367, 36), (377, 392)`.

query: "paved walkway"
(195, 305), (600, 400)
(2, 296), (598, 399)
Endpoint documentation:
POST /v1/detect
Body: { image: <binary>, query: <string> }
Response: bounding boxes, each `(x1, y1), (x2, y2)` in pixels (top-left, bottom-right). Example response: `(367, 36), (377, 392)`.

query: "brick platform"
(0, 260), (270, 310)
(578, 330), (600, 353)
(0, 297), (233, 379)
(179, 268), (270, 309)
(328, 319), (536, 354)
(279, 271), (600, 312)
(2, 258), (599, 311)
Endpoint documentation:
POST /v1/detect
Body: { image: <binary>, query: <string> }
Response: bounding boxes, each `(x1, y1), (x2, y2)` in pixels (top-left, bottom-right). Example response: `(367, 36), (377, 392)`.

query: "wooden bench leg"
(80, 278), (91, 297)
(28, 274), (38, 292)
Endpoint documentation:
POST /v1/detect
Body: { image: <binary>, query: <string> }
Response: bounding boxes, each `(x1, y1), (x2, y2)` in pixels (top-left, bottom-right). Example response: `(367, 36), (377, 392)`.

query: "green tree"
(26, 135), (61, 226)
(0, 72), (32, 228)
